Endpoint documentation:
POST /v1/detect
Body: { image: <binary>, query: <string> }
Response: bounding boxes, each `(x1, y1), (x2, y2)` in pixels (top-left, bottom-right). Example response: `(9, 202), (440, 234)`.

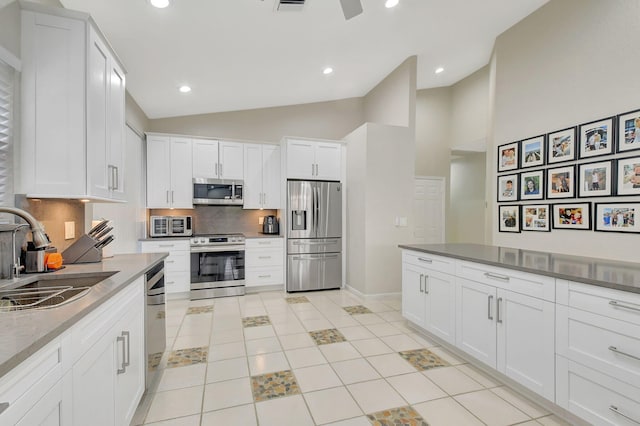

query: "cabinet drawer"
(402, 251), (455, 275)
(457, 260), (555, 302)
(246, 248), (283, 268)
(139, 240), (189, 252)
(557, 356), (640, 425)
(164, 251), (189, 272)
(557, 305), (640, 389)
(246, 267), (284, 287)
(559, 281), (640, 326)
(165, 270), (190, 294)
(246, 238), (283, 249)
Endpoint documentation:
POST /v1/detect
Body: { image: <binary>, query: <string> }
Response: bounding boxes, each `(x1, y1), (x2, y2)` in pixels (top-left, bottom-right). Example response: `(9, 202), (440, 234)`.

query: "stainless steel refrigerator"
(287, 180), (342, 292)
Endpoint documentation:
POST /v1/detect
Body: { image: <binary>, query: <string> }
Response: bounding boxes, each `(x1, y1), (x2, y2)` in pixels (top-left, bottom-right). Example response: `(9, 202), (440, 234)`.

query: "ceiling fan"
(275, 0), (364, 20)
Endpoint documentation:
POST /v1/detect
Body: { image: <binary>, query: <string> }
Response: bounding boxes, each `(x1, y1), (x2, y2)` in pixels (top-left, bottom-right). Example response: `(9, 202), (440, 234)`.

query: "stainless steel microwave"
(150, 216), (193, 237)
(193, 178), (243, 205)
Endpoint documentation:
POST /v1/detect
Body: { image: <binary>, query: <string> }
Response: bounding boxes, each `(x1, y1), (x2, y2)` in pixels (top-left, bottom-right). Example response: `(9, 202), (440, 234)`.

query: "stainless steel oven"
(190, 234), (245, 299)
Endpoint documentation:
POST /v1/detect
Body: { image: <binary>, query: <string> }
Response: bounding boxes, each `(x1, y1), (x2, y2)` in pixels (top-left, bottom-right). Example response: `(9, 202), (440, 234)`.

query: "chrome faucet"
(0, 207), (51, 278)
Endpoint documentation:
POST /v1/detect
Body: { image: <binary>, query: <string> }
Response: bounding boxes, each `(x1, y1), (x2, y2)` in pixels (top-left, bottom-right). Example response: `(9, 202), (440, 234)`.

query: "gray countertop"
(0, 253), (167, 379)
(399, 243), (640, 294)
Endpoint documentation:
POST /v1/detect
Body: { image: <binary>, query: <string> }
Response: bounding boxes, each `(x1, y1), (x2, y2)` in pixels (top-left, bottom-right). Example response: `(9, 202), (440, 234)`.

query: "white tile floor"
(131, 289), (572, 426)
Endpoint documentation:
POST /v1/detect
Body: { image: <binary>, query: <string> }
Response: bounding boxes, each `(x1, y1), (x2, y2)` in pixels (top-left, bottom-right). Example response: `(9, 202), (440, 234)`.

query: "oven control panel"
(190, 234), (245, 246)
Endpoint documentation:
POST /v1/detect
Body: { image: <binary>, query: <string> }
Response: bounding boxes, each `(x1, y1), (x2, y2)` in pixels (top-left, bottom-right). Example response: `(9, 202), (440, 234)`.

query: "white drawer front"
(562, 281), (640, 326)
(557, 356), (640, 425)
(163, 251), (189, 272)
(139, 240), (189, 252)
(402, 250), (455, 275)
(246, 248), (283, 268)
(164, 270), (190, 294)
(457, 260), (555, 302)
(246, 238), (283, 249)
(246, 267), (284, 287)
(557, 305), (640, 389)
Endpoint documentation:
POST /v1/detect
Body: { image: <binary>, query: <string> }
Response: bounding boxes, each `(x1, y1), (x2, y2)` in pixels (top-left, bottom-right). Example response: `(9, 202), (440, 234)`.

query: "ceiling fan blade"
(339, 0), (363, 20)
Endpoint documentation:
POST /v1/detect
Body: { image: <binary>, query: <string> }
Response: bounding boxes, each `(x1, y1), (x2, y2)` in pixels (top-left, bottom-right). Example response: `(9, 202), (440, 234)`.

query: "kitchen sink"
(0, 272), (117, 311)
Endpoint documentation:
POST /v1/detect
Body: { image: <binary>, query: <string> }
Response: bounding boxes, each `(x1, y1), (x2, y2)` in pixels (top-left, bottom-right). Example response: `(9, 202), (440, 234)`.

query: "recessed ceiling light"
(149, 0), (170, 9)
(323, 67), (334, 75)
(179, 85), (191, 93)
(385, 0), (399, 8)
(435, 67), (444, 74)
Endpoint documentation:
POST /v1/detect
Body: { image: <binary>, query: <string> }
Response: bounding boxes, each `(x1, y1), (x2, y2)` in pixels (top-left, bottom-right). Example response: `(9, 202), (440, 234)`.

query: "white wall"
(450, 152), (486, 243)
(451, 66), (489, 151)
(345, 125), (367, 294)
(489, 0), (640, 261)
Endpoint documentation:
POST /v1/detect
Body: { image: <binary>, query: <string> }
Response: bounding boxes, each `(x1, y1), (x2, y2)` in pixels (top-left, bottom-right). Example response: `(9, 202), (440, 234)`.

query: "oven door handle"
(190, 245), (246, 253)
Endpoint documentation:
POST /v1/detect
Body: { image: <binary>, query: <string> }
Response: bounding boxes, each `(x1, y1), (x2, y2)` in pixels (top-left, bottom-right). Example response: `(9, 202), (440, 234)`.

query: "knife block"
(61, 235), (103, 264)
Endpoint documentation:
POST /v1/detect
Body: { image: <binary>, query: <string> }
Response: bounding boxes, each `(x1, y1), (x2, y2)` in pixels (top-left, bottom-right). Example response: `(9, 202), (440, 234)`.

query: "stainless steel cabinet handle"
(165, 260), (175, 264)
(484, 272), (510, 282)
(220, 163), (223, 176)
(215, 163), (218, 176)
(171, 191), (174, 203)
(114, 166), (119, 190)
(123, 331), (131, 368)
(258, 256), (271, 259)
(609, 405), (640, 424)
(166, 281), (175, 285)
(419, 274), (424, 293)
(418, 257), (433, 263)
(107, 165), (113, 190)
(116, 335), (126, 374)
(609, 300), (640, 313)
(258, 275), (271, 278)
(609, 345), (640, 361)
(424, 275), (429, 294)
(497, 297), (503, 323)
(488, 295), (494, 320)
(166, 190), (169, 204)
(159, 244), (174, 248)
(311, 164), (314, 176)
(315, 163), (319, 176)
(0, 402), (9, 415)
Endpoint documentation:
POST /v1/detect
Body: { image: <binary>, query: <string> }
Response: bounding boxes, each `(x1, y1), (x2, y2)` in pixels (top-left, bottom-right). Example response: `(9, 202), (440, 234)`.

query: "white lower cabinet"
(245, 238), (284, 288)
(140, 240), (190, 294)
(16, 373), (72, 426)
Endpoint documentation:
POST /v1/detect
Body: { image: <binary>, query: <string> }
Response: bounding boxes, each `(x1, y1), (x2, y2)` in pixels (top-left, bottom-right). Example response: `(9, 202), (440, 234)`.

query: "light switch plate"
(64, 221), (75, 240)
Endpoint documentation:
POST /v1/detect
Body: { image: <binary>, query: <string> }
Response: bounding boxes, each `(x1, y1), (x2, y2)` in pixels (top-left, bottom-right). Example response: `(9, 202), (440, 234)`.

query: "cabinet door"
(425, 270), (456, 345)
(146, 137), (171, 208)
(16, 373), (72, 426)
(314, 142), (341, 181)
(497, 289), (555, 401)
(287, 140), (315, 179)
(192, 139), (219, 179)
(115, 305), (145, 426)
(108, 60), (126, 201)
(456, 277), (497, 368)
(243, 144), (263, 209)
(169, 138), (193, 208)
(262, 145), (281, 209)
(219, 141), (244, 180)
(402, 263), (426, 327)
(86, 26), (110, 199)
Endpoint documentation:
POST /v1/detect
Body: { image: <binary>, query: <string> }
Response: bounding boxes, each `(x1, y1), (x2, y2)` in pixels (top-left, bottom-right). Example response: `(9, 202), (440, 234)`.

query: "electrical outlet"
(258, 216), (264, 225)
(64, 221), (75, 239)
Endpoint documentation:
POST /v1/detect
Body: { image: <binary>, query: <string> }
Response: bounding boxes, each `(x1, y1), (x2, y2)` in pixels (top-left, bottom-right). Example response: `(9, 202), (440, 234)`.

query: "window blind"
(0, 58), (14, 220)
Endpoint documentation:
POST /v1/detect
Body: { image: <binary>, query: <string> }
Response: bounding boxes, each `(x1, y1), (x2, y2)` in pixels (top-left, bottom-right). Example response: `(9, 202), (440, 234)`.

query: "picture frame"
(520, 169), (544, 200)
(547, 127), (577, 164)
(551, 202), (592, 230)
(499, 205), (521, 233)
(497, 173), (519, 202)
(578, 117), (615, 159)
(546, 165), (575, 199)
(497, 142), (519, 173)
(617, 109), (640, 153)
(520, 135), (545, 168)
(578, 160), (614, 198)
(594, 202), (640, 234)
(522, 204), (550, 232)
(616, 156), (640, 196)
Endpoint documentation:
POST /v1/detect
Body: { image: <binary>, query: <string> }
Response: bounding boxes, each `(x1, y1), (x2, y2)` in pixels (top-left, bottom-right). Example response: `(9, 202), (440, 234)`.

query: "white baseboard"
(345, 284), (401, 300)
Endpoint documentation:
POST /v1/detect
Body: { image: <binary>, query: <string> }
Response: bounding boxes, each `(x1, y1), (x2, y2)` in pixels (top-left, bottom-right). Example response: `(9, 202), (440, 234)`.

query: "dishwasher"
(145, 261), (166, 389)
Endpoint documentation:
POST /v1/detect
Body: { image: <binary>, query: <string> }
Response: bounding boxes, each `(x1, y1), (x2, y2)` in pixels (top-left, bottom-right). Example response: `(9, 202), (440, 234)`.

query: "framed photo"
(594, 202), (640, 233)
(616, 156), (640, 196)
(498, 142), (519, 172)
(551, 202), (592, 230)
(497, 173), (519, 202)
(499, 205), (521, 233)
(579, 117), (615, 159)
(547, 127), (576, 164)
(617, 109), (640, 153)
(520, 135), (545, 168)
(522, 204), (550, 232)
(520, 169), (544, 200)
(578, 160), (614, 198)
(546, 165), (575, 199)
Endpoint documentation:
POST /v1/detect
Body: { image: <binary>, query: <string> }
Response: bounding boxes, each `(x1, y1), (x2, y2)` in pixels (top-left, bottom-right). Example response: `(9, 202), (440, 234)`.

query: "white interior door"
(413, 177), (445, 243)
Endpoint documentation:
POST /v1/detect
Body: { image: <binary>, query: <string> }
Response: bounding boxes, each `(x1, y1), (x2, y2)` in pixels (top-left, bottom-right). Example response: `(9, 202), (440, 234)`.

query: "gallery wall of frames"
(497, 108), (640, 235)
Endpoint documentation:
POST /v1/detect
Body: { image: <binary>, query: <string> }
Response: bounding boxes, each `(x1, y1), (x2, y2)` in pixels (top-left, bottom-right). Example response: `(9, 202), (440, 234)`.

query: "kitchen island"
(399, 243), (640, 426)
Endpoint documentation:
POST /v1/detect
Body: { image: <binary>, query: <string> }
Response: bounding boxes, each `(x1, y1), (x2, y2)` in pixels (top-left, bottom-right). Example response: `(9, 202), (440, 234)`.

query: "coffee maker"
(262, 215), (279, 234)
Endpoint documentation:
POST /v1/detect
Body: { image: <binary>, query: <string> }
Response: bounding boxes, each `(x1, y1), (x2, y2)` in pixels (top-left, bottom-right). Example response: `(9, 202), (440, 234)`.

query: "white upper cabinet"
(286, 139), (341, 181)
(146, 136), (193, 209)
(192, 139), (243, 180)
(219, 141), (244, 180)
(20, 6), (126, 201)
(244, 144), (281, 210)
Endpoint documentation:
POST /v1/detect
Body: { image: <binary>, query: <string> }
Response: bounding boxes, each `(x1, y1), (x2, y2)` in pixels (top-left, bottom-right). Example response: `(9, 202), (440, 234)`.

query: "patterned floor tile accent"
(186, 306), (214, 315)
(343, 305), (373, 315)
(399, 348), (449, 371)
(367, 406), (428, 426)
(286, 296), (310, 304)
(148, 352), (163, 371)
(166, 347), (208, 368)
(251, 370), (301, 402)
(242, 315), (272, 328)
(309, 328), (347, 345)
